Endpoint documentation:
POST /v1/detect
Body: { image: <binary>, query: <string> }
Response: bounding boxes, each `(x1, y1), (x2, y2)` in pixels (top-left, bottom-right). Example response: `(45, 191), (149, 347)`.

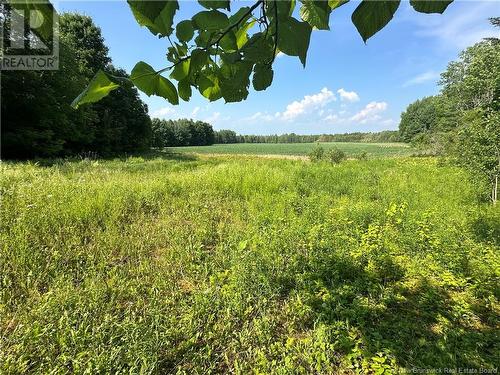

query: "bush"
(308, 144), (325, 162)
(325, 148), (346, 164)
(357, 151), (368, 160)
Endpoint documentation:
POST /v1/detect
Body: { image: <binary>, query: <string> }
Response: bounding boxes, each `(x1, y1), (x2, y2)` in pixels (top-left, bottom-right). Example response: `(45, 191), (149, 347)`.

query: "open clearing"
(1, 155), (498, 373)
(166, 142), (412, 158)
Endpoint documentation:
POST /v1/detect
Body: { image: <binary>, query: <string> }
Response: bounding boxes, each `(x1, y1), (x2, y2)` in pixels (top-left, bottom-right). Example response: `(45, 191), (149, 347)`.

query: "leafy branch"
(134, 0), (264, 81)
(68, 0), (455, 107)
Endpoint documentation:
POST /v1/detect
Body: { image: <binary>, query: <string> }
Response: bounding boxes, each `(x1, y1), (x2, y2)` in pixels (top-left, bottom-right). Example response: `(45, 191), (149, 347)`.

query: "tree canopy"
(398, 18), (500, 202)
(151, 118), (215, 147)
(399, 96), (440, 143)
(1, 12), (151, 158)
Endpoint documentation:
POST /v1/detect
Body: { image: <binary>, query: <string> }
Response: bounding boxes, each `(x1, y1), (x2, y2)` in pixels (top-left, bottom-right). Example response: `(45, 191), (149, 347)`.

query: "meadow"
(1, 153), (499, 374)
(166, 142), (412, 158)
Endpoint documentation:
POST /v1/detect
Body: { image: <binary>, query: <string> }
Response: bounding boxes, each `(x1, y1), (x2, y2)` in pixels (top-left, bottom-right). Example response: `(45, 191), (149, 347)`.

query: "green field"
(1, 155), (498, 373)
(166, 142), (412, 158)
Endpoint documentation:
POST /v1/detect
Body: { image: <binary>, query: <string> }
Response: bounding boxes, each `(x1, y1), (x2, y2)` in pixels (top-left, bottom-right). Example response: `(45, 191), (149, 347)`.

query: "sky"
(58, 0), (499, 135)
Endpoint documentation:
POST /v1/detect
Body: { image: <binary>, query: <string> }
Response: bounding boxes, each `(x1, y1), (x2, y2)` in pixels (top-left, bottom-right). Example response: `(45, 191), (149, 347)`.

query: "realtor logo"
(0, 0), (59, 70)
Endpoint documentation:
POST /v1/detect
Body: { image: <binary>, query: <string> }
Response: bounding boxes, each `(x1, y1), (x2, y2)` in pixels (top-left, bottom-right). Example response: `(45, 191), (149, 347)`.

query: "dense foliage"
(0, 12), (151, 159)
(398, 19), (499, 202)
(151, 118), (215, 147)
(1, 155), (497, 373)
(1, 39), (90, 158)
(453, 109), (500, 203)
(399, 96), (441, 143)
(214, 129), (239, 144)
(65, 0), (455, 107)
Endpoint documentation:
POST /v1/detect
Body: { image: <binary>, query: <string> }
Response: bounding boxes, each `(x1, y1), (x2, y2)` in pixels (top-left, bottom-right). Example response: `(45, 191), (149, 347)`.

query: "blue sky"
(58, 1), (499, 134)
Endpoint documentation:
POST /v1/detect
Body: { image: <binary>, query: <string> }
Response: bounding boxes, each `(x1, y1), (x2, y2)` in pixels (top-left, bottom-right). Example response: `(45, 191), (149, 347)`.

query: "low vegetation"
(309, 145), (347, 164)
(1, 154), (498, 373)
(166, 142), (412, 159)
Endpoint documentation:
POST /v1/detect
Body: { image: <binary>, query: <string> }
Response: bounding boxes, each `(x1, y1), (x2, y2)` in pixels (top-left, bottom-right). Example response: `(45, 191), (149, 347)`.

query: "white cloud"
(323, 114), (340, 123)
(410, 2), (498, 49)
(191, 107), (200, 117)
(337, 88), (360, 102)
(245, 112), (276, 122)
(151, 107), (175, 118)
(350, 101), (388, 123)
(402, 71), (440, 87)
(280, 87), (336, 120)
(204, 112), (220, 123)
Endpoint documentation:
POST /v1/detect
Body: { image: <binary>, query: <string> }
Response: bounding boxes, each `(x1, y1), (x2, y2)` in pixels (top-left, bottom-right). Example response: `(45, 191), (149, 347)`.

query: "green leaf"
(198, 0), (230, 10)
(71, 70), (120, 109)
(329, 0), (349, 10)
(221, 52), (241, 64)
(166, 43), (188, 62)
(300, 0), (330, 30)
(178, 80), (192, 101)
(128, 0), (179, 36)
(189, 49), (210, 77)
(271, 0), (297, 21)
(131, 61), (179, 104)
(170, 60), (190, 81)
(175, 42), (188, 56)
(235, 20), (256, 49)
(238, 240), (248, 251)
(198, 74), (222, 101)
(278, 18), (312, 66)
(194, 30), (214, 48)
(228, 6), (253, 25)
(410, 0), (453, 14)
(219, 61), (253, 102)
(253, 64), (274, 91)
(192, 10), (229, 31)
(219, 30), (238, 52)
(352, 0), (400, 43)
(242, 33), (274, 63)
(176, 20), (195, 42)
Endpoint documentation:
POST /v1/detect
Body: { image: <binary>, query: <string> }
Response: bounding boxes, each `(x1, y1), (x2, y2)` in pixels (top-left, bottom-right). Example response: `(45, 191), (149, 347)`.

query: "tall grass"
(1, 155), (498, 373)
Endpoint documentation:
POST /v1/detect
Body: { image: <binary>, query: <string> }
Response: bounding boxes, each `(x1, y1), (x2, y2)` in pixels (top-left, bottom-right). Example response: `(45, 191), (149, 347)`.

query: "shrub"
(325, 148), (346, 164)
(357, 151), (368, 161)
(308, 144), (325, 162)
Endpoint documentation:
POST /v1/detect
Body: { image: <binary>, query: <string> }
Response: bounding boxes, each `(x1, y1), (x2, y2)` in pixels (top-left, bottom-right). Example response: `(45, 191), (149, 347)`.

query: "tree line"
(398, 18), (499, 203)
(212, 130), (400, 144)
(151, 119), (215, 147)
(151, 125), (401, 147)
(1, 12), (151, 159)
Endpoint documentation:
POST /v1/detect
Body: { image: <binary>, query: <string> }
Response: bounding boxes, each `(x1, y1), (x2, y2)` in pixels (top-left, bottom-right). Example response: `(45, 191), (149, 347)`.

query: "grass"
(166, 142), (412, 158)
(1, 154), (499, 374)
